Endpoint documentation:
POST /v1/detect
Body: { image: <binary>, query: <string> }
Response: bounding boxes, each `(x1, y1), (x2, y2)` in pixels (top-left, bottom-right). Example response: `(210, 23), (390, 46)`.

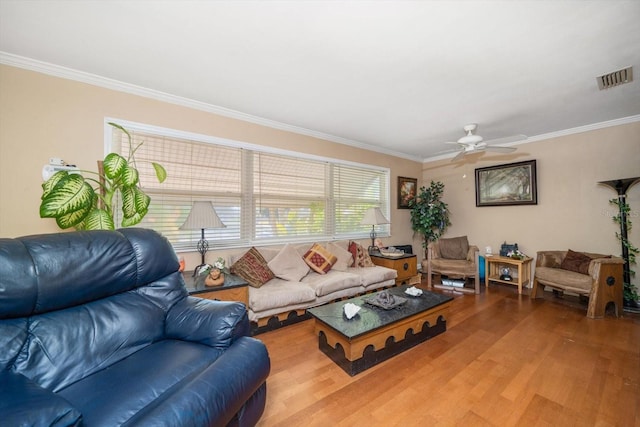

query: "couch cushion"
(58, 340), (224, 426)
(326, 242), (353, 271)
(439, 236), (469, 260)
(248, 279), (316, 312)
(231, 247), (275, 288)
(267, 244), (310, 282)
(351, 265), (397, 287)
(560, 249), (593, 274)
(535, 266), (593, 292)
(301, 270), (360, 297)
(430, 258), (475, 277)
(303, 243), (337, 274)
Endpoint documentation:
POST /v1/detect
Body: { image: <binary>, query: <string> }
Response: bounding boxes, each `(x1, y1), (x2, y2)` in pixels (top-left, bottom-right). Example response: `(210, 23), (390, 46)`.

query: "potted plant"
(40, 122), (166, 230)
(610, 196), (639, 309)
(408, 180), (451, 256)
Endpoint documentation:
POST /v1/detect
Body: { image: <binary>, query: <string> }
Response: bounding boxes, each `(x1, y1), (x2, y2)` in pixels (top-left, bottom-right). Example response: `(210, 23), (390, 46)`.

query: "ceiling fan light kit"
(447, 123), (524, 161)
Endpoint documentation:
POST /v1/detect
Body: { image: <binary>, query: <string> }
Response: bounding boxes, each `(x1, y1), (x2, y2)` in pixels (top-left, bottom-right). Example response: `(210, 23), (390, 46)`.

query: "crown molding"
(0, 52), (422, 162)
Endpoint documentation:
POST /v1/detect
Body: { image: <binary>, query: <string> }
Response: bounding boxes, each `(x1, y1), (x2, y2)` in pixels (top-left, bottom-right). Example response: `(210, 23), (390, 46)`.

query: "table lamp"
(360, 207), (390, 254)
(180, 201), (226, 275)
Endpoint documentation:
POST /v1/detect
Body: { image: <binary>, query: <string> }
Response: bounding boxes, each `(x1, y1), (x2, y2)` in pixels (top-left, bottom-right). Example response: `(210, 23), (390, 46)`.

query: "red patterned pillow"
(348, 241), (375, 268)
(231, 247), (275, 288)
(303, 243), (337, 274)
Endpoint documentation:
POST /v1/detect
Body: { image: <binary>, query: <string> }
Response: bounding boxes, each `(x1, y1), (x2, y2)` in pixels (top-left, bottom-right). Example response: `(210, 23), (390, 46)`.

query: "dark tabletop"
(183, 272), (248, 295)
(307, 285), (452, 339)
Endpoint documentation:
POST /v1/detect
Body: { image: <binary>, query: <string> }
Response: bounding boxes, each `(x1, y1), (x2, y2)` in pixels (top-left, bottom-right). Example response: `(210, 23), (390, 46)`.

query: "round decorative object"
(205, 268), (225, 287)
(500, 267), (512, 281)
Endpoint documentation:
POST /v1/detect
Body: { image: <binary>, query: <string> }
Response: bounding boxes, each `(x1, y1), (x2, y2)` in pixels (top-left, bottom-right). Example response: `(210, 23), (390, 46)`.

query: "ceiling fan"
(446, 124), (526, 161)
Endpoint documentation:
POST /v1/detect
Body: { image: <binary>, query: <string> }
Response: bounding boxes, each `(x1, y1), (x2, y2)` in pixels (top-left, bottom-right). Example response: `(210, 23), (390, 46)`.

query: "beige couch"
(230, 241), (397, 331)
(531, 250), (624, 318)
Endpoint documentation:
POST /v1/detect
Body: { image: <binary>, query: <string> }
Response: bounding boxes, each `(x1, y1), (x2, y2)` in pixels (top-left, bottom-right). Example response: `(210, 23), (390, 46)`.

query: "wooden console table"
(485, 255), (533, 295)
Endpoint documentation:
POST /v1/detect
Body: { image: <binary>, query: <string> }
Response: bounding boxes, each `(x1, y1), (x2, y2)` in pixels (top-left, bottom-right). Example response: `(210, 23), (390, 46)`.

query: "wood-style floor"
(255, 281), (639, 427)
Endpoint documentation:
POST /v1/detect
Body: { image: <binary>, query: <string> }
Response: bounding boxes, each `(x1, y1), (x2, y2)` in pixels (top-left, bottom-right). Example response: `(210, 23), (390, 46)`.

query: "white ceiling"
(1, 0), (639, 162)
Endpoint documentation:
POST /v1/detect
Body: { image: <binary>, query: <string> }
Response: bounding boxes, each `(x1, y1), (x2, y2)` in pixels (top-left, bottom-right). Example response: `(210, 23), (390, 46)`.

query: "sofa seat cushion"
(430, 258), (475, 277)
(535, 266), (593, 292)
(350, 266), (397, 287)
(248, 278), (316, 313)
(301, 270), (360, 297)
(57, 339), (224, 426)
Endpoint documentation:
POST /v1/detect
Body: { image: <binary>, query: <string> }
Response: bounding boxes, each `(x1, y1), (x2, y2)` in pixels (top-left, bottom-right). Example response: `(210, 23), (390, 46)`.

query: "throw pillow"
(439, 236), (469, 260)
(303, 243), (338, 274)
(230, 247), (275, 288)
(560, 249), (593, 275)
(268, 244), (310, 282)
(348, 241), (375, 268)
(326, 242), (353, 271)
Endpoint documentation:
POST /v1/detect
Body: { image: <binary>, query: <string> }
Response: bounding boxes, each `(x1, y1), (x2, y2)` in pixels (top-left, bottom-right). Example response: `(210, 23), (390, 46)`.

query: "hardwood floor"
(255, 282), (640, 427)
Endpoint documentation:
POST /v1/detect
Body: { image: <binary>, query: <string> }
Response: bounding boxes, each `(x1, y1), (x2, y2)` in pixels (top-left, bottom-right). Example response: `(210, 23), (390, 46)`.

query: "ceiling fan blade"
(485, 146), (517, 153)
(482, 134), (527, 145)
(444, 141), (461, 146)
(451, 149), (467, 162)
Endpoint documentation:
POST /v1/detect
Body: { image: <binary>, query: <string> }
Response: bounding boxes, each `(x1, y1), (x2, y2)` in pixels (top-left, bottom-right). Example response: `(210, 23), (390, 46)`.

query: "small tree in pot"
(408, 180), (451, 257)
(40, 123), (166, 230)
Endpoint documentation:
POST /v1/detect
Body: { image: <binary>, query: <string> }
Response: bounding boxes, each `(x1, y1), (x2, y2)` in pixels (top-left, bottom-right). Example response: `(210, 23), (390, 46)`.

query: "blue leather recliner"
(0, 228), (270, 426)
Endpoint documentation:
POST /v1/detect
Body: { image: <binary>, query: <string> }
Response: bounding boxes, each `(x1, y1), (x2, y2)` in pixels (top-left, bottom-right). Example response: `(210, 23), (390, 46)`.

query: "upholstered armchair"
(422, 235), (480, 294)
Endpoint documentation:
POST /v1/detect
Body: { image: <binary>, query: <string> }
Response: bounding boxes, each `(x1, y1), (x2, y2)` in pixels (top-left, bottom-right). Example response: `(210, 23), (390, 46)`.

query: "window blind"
(110, 123), (389, 250)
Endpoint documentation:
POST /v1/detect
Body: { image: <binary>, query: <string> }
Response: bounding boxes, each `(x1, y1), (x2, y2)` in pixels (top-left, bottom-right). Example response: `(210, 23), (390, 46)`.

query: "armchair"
(531, 249), (624, 318)
(422, 235), (480, 294)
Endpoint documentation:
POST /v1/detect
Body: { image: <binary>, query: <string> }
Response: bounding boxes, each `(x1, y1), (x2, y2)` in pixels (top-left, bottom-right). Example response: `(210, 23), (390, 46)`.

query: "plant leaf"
(56, 202), (93, 229)
(152, 162), (167, 183)
(121, 165), (139, 187)
(120, 186), (136, 218)
(108, 122), (131, 140)
(41, 170), (68, 199)
(83, 208), (115, 230)
(121, 211), (144, 227)
(103, 153), (127, 179)
(40, 174), (95, 218)
(133, 187), (150, 213)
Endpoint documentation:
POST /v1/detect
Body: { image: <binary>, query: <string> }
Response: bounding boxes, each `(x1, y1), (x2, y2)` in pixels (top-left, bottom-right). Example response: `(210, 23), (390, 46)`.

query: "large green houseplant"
(40, 123), (166, 230)
(408, 180), (451, 256)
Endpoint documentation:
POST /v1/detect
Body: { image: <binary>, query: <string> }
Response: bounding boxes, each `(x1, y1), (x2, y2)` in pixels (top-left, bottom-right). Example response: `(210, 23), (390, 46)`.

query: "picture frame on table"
(398, 176), (417, 209)
(475, 160), (537, 207)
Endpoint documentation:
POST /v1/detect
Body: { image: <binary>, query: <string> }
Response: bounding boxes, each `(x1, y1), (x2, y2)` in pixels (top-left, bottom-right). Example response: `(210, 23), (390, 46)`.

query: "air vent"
(597, 66), (633, 90)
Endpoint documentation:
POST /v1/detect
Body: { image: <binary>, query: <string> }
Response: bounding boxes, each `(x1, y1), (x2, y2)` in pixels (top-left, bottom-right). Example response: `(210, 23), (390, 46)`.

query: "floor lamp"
(361, 207), (390, 254)
(180, 201), (226, 276)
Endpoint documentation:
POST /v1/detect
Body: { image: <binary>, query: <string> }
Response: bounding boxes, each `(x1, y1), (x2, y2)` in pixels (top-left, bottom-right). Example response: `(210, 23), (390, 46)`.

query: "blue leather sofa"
(0, 228), (270, 426)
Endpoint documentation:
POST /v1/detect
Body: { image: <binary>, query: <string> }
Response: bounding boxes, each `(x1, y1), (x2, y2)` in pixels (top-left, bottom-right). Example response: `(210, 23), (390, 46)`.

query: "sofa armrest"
(0, 371), (82, 427)
(165, 296), (250, 349)
(467, 245), (479, 262)
(427, 242), (440, 260)
(588, 256), (625, 278)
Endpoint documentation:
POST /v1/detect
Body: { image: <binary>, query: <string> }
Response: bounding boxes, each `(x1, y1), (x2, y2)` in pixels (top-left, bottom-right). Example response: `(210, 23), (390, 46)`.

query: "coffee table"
(307, 285), (452, 376)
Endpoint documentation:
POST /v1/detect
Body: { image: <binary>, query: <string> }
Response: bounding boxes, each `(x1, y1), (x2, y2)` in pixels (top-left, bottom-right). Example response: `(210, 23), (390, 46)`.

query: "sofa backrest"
(0, 228), (186, 391)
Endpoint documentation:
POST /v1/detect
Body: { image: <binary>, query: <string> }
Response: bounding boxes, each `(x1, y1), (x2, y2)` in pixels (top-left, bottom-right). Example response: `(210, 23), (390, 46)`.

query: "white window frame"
(105, 118), (390, 251)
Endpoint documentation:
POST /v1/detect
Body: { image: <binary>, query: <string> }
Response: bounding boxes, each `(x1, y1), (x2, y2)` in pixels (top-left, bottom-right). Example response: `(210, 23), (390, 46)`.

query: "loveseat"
(229, 241), (398, 331)
(0, 228), (270, 426)
(531, 249), (624, 318)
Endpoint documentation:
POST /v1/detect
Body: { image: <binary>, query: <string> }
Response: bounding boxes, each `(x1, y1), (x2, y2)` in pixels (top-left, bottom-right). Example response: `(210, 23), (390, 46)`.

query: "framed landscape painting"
(398, 176), (417, 209)
(475, 160), (537, 207)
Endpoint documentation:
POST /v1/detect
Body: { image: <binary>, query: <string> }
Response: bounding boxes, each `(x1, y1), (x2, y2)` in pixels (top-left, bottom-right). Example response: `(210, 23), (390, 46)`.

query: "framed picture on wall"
(398, 176), (417, 209)
(475, 160), (537, 207)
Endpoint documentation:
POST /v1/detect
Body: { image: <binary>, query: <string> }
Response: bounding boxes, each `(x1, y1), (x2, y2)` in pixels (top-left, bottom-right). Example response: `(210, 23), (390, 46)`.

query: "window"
(109, 121), (389, 251)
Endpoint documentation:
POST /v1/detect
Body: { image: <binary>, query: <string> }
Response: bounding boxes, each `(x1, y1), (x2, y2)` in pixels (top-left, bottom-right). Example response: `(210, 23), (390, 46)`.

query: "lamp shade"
(180, 201), (226, 230)
(360, 207), (390, 226)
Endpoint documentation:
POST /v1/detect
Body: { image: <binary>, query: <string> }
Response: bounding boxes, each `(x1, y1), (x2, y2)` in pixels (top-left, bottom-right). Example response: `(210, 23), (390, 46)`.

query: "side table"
(183, 271), (249, 306)
(370, 253), (419, 285)
(484, 256), (533, 295)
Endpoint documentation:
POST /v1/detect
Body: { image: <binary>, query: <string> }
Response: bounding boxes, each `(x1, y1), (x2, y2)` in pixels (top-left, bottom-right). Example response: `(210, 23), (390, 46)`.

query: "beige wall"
(422, 121), (640, 288)
(0, 65), (423, 266)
